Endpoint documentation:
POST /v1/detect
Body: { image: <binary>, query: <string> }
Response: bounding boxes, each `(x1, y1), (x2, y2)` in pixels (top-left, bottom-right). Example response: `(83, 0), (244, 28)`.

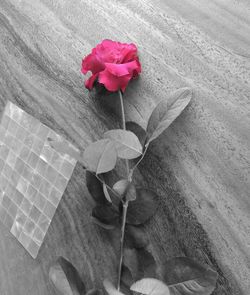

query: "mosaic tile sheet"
(0, 101), (78, 258)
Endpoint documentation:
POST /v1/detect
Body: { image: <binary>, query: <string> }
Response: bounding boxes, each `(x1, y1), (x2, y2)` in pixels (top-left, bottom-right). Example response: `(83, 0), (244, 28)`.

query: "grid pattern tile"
(0, 101), (78, 258)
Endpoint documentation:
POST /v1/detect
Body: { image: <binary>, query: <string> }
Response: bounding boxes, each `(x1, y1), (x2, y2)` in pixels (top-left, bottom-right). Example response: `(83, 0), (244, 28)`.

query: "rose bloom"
(81, 39), (141, 92)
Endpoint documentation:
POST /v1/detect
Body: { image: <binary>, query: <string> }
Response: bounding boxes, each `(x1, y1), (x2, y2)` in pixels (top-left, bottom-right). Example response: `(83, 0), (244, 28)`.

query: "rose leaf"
(125, 225), (148, 249)
(113, 179), (129, 196)
(103, 182), (112, 203)
(83, 139), (117, 174)
(126, 189), (158, 225)
(126, 121), (147, 147)
(130, 278), (170, 295)
(104, 129), (142, 159)
(163, 257), (218, 295)
(91, 216), (115, 230)
(49, 256), (85, 295)
(113, 180), (136, 201)
(86, 289), (103, 295)
(123, 248), (139, 280)
(137, 248), (157, 278)
(146, 88), (192, 146)
(103, 279), (125, 295)
(121, 265), (134, 292)
(92, 205), (119, 226)
(86, 171), (108, 205)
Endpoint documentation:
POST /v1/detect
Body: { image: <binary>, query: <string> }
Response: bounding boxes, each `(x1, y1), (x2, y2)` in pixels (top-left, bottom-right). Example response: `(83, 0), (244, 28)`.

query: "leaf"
(131, 278), (170, 295)
(163, 257), (218, 295)
(92, 205), (119, 226)
(113, 179), (129, 196)
(137, 249), (157, 278)
(86, 289), (103, 295)
(103, 183), (112, 203)
(146, 88), (192, 145)
(104, 129), (142, 159)
(123, 248), (157, 282)
(121, 265), (134, 291)
(83, 139), (117, 174)
(126, 183), (136, 201)
(49, 257), (85, 295)
(91, 216), (115, 230)
(103, 279), (125, 295)
(86, 171), (108, 205)
(126, 189), (158, 225)
(48, 138), (82, 163)
(126, 122), (147, 147)
(123, 248), (139, 280)
(125, 225), (148, 249)
(113, 180), (136, 201)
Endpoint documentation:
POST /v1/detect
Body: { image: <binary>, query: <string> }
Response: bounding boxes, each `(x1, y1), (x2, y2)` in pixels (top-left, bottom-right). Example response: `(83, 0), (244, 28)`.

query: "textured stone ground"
(0, 0), (249, 294)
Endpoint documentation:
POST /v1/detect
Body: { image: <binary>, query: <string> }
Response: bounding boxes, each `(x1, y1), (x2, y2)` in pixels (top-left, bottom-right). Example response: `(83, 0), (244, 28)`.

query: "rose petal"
(81, 53), (104, 75)
(99, 69), (132, 92)
(105, 60), (139, 77)
(85, 73), (99, 90)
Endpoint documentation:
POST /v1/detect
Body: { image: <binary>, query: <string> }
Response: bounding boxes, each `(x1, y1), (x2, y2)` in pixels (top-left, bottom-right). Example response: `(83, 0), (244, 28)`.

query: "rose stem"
(117, 90), (130, 291)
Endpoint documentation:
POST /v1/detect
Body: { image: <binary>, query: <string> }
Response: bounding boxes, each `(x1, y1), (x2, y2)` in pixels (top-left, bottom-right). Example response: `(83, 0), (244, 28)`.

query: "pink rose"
(81, 40), (141, 92)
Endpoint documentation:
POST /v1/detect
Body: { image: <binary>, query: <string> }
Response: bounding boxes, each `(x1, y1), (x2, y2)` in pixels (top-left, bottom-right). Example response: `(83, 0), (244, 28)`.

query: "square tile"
(12, 189), (24, 206)
(39, 178), (52, 197)
(4, 213), (14, 230)
(2, 163), (13, 179)
(6, 150), (17, 167)
(54, 173), (68, 192)
(20, 198), (32, 215)
(34, 192), (46, 211)
(7, 102), (23, 123)
(19, 145), (30, 162)
(2, 194), (12, 210)
(23, 217), (36, 236)
(10, 220), (22, 239)
(14, 157), (25, 174)
(19, 231), (31, 249)
(36, 124), (49, 141)
(60, 160), (75, 179)
(29, 206), (41, 223)
(29, 172), (42, 190)
(0, 174), (9, 192)
(36, 158), (48, 177)
(10, 170), (20, 187)
(16, 125), (28, 142)
(12, 139), (23, 155)
(0, 144), (10, 160)
(46, 165), (58, 184)
(40, 143), (53, 163)
(43, 200), (56, 219)
(23, 134), (34, 149)
(1, 115), (10, 129)
(27, 152), (39, 169)
(7, 119), (19, 136)
(27, 240), (40, 258)
(17, 177), (28, 195)
(26, 185), (37, 203)
(22, 163), (33, 181)
(15, 209), (27, 228)
(20, 113), (33, 130)
(37, 213), (50, 233)
(5, 183), (15, 197)
(32, 138), (44, 155)
(0, 205), (7, 222)
(32, 226), (45, 246)
(8, 201), (18, 218)
(51, 151), (63, 170)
